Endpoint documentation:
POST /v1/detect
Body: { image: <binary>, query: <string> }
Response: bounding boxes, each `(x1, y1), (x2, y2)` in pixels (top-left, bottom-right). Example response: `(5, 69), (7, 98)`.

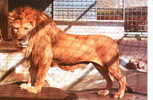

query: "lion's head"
(8, 6), (50, 47)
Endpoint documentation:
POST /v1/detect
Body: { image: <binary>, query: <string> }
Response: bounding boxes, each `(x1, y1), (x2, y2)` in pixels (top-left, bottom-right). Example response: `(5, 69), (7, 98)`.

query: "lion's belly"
(52, 35), (108, 65)
(53, 44), (97, 64)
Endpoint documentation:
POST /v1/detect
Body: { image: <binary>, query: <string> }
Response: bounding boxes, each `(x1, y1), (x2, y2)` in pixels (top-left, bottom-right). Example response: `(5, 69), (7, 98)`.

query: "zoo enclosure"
(0, 1), (148, 98)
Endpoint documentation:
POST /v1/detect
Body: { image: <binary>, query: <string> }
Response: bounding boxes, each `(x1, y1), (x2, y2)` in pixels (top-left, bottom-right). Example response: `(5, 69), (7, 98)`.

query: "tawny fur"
(8, 6), (127, 98)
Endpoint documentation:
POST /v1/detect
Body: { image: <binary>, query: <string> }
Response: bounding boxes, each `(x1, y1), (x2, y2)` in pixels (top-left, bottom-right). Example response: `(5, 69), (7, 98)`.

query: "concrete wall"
(56, 21), (124, 39)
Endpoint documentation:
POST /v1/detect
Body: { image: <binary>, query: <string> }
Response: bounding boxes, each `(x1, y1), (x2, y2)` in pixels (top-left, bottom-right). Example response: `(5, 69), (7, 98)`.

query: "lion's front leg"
(20, 45), (53, 93)
(20, 61), (51, 93)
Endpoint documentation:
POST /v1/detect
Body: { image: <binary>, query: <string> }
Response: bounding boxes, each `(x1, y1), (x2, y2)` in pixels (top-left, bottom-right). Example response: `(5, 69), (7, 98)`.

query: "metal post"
(0, 0), (9, 41)
(122, 0), (125, 21)
(51, 0), (54, 19)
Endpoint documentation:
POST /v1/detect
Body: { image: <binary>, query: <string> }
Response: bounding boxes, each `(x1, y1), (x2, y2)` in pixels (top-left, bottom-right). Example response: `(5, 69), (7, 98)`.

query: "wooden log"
(0, 85), (72, 100)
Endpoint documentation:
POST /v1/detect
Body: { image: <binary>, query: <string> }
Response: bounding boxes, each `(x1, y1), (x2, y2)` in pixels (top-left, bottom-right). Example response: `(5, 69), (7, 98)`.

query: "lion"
(8, 6), (127, 98)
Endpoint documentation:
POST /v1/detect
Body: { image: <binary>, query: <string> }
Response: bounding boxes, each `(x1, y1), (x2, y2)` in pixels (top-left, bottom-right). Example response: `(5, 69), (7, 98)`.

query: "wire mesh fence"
(53, 0), (97, 21)
(52, 0), (147, 33)
(97, 8), (123, 20)
(124, 7), (147, 32)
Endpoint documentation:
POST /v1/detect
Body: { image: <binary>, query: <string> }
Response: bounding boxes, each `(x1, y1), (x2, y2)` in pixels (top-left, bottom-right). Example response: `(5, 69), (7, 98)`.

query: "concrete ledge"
(0, 85), (71, 100)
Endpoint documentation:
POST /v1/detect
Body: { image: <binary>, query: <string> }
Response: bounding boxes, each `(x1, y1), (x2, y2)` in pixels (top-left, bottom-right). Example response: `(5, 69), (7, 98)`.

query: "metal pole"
(123, 0), (125, 21)
(51, 0), (54, 19)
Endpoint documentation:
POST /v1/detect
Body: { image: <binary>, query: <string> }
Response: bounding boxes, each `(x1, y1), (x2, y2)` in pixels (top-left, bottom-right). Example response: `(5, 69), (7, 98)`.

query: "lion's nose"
(17, 38), (24, 41)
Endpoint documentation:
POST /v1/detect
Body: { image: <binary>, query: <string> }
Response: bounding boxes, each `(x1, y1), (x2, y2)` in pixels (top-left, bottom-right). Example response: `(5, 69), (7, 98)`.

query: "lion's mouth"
(18, 40), (29, 47)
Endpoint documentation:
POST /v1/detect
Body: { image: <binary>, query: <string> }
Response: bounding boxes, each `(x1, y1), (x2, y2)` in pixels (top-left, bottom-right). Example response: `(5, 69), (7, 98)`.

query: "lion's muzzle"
(17, 39), (29, 47)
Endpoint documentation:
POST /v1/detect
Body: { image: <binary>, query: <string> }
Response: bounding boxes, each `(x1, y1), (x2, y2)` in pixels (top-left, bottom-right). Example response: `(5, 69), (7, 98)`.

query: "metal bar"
(51, 0), (54, 19)
(123, 0), (125, 21)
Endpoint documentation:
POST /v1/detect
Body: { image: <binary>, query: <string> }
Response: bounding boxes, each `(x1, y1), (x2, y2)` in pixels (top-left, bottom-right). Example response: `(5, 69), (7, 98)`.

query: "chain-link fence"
(52, 0), (147, 33)
(125, 7), (147, 32)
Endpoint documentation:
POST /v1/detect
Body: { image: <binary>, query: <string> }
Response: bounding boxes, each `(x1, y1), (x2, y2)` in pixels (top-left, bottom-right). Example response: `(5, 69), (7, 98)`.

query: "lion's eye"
(24, 27), (29, 31)
(13, 28), (18, 33)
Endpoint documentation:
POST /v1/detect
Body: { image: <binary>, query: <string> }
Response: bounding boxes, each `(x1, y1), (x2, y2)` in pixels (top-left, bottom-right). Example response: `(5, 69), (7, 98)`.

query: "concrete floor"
(0, 71), (147, 100)
(71, 71), (147, 100)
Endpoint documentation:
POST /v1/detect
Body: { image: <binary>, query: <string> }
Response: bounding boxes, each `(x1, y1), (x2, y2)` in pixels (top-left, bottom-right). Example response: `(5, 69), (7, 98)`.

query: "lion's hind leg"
(94, 58), (126, 99)
(108, 60), (126, 99)
(95, 65), (113, 96)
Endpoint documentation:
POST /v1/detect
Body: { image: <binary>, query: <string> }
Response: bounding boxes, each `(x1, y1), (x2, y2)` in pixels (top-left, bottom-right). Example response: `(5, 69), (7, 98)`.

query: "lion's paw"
(20, 83), (41, 94)
(26, 86), (41, 94)
(114, 92), (124, 99)
(97, 90), (109, 96)
(20, 83), (31, 90)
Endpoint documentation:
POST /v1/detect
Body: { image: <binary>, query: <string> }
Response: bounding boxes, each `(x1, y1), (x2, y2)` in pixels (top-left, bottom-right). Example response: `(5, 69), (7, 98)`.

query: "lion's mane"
(8, 6), (62, 57)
